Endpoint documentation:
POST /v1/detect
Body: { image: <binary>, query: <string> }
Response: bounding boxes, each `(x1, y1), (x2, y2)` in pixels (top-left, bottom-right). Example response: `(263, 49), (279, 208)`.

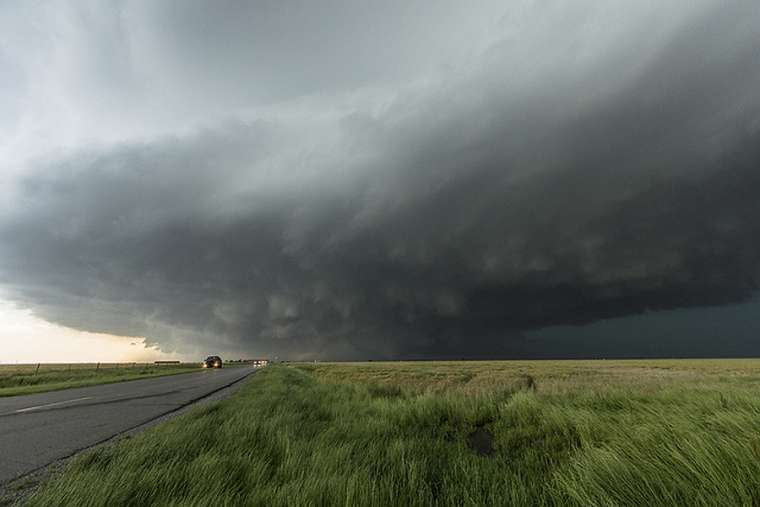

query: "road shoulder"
(0, 368), (256, 506)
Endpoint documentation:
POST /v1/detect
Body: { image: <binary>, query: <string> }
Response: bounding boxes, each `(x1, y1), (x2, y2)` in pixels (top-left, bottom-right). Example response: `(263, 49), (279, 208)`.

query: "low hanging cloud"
(1, 0), (760, 359)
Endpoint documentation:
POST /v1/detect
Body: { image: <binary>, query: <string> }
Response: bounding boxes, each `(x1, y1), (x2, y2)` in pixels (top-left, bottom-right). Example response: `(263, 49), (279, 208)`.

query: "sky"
(1, 0), (760, 362)
(0, 297), (182, 363)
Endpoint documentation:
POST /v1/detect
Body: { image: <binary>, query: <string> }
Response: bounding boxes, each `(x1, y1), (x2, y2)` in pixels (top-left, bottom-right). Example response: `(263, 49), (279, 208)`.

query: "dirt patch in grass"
(468, 427), (495, 456)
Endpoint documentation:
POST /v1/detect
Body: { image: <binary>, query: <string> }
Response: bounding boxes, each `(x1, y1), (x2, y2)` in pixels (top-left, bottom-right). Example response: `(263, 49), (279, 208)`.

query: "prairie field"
(25, 359), (760, 506)
(0, 363), (198, 397)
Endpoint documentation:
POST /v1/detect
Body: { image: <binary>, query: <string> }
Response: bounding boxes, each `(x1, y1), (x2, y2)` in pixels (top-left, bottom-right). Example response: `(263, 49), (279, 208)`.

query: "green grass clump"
(27, 360), (760, 506)
(0, 363), (199, 397)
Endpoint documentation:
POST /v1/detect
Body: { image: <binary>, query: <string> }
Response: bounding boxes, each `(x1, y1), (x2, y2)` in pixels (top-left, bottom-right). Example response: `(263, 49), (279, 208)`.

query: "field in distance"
(26, 359), (760, 506)
(0, 363), (200, 397)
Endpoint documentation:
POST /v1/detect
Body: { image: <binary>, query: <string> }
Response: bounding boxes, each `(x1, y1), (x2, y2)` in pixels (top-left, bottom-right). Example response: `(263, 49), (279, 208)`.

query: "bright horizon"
(0, 298), (187, 363)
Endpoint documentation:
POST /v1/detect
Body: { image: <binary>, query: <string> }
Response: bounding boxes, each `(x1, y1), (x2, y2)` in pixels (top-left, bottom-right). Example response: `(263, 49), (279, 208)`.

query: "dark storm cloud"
(2, 0), (760, 358)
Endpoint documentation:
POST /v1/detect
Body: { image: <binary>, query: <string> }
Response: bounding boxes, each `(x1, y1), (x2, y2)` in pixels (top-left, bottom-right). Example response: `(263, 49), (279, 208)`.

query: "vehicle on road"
(202, 356), (223, 368)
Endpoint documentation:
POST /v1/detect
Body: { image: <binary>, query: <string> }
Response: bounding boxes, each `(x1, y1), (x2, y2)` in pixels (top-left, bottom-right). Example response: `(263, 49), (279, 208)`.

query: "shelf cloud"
(1, 0), (759, 358)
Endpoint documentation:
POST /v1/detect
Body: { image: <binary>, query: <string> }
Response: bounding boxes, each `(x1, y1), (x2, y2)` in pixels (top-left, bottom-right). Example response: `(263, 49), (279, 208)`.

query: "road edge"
(0, 367), (258, 506)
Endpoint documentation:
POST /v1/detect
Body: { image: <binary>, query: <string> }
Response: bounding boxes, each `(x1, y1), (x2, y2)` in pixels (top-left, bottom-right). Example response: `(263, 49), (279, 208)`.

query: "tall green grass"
(26, 361), (760, 506)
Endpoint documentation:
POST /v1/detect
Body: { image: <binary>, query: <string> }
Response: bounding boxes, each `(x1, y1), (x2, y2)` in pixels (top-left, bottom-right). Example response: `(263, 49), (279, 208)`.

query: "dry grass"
(298, 358), (760, 395)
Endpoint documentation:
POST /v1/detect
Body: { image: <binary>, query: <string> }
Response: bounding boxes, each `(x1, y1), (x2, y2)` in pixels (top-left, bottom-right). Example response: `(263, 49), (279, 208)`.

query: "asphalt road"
(0, 366), (255, 484)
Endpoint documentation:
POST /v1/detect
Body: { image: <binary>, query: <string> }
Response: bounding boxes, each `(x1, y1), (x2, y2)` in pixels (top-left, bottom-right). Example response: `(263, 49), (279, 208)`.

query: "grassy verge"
(25, 359), (760, 506)
(0, 363), (200, 397)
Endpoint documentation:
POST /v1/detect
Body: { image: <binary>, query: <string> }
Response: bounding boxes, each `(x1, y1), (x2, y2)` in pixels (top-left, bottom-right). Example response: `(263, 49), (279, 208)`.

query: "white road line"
(14, 396), (93, 413)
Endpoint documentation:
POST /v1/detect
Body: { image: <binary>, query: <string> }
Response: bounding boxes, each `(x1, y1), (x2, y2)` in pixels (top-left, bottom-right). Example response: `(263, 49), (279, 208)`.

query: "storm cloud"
(1, 0), (760, 359)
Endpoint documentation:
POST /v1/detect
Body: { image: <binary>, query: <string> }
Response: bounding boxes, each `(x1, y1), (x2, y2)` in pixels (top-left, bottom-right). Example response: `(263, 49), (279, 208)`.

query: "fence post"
(35, 363), (40, 375)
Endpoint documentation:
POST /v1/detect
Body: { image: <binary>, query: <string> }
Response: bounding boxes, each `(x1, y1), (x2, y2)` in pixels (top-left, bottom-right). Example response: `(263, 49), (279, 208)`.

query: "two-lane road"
(0, 366), (255, 484)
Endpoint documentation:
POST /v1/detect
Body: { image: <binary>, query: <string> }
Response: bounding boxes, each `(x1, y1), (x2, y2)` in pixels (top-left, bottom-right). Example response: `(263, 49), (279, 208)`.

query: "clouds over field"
(1, 0), (760, 358)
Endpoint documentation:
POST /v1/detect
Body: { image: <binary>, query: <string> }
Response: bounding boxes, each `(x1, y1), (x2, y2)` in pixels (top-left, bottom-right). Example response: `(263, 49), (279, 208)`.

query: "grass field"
(0, 363), (199, 397)
(24, 359), (760, 506)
